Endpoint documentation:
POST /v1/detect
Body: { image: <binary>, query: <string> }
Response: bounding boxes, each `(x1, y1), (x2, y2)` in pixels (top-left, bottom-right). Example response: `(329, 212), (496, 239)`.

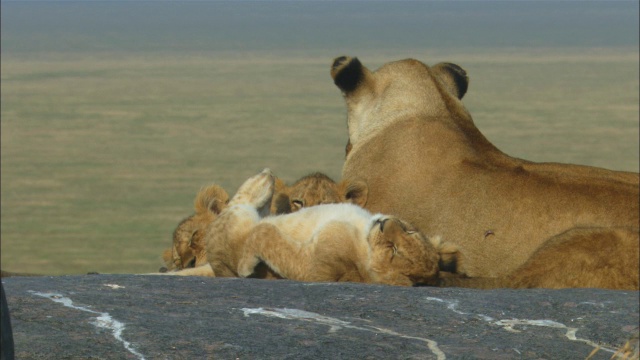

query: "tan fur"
(271, 172), (368, 214)
(201, 168), (281, 278)
(161, 172), (368, 274)
(237, 203), (445, 286)
(441, 227), (640, 290)
(332, 56), (639, 286)
(155, 169), (280, 278)
(160, 184), (229, 272)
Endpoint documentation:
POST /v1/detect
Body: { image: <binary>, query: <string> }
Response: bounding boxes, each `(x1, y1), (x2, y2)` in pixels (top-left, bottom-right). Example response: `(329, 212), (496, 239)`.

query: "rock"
(2, 275), (638, 359)
(1, 283), (15, 360)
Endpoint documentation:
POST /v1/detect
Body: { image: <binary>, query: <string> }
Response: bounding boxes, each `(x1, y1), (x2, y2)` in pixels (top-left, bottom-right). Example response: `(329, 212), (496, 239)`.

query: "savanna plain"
(1, 47), (638, 275)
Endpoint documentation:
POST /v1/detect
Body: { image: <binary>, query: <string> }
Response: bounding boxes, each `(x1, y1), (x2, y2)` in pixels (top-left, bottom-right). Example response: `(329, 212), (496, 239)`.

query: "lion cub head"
(271, 172), (369, 214)
(366, 217), (444, 286)
(160, 184), (229, 272)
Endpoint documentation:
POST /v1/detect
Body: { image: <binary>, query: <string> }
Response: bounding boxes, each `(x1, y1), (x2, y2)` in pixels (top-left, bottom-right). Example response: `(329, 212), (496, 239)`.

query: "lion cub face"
(160, 184), (229, 272)
(367, 217), (440, 286)
(271, 172), (369, 214)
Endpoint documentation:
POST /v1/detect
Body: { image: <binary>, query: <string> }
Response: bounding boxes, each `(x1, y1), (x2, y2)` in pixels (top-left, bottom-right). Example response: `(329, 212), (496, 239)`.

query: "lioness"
(332, 56), (639, 284)
(440, 227), (639, 290)
(237, 203), (446, 286)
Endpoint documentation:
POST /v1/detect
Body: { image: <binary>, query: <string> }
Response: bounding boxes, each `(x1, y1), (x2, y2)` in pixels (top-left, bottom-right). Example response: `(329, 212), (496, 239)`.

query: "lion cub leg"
(227, 168), (275, 216)
(238, 221), (365, 283)
(237, 223), (312, 279)
(206, 169), (276, 277)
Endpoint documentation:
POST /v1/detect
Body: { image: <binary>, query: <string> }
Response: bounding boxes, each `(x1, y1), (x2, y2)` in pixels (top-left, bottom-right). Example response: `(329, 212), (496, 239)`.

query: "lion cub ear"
(429, 236), (466, 275)
(269, 178), (293, 215)
(431, 62), (469, 100)
(339, 179), (369, 207)
(271, 193), (293, 215)
(194, 184), (230, 215)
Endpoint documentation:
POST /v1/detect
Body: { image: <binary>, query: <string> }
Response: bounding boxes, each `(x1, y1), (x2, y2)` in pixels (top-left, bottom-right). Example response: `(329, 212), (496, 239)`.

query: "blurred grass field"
(1, 48), (638, 275)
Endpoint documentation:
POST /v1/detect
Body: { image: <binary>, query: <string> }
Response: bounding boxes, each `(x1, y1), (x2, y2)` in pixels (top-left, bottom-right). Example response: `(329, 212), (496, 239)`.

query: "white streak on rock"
(425, 297), (495, 321)
(103, 284), (125, 290)
(425, 296), (615, 354)
(30, 291), (145, 360)
(241, 307), (446, 360)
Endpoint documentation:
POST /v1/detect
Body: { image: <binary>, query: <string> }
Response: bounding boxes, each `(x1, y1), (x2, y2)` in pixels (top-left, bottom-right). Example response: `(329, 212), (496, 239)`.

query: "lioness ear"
(431, 62), (468, 100)
(341, 179), (368, 207)
(331, 56), (370, 93)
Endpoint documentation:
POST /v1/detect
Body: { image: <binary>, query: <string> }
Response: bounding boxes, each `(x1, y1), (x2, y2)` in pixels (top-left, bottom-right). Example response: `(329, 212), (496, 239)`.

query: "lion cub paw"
(229, 168), (275, 210)
(237, 255), (262, 278)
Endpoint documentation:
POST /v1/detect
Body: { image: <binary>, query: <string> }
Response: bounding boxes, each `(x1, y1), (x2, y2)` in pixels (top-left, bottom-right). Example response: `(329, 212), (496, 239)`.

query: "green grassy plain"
(1, 48), (638, 275)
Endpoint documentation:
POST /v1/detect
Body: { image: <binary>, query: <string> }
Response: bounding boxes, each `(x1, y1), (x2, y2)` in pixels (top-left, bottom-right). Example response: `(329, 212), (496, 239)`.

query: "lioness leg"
(507, 227), (639, 290)
(441, 227), (639, 290)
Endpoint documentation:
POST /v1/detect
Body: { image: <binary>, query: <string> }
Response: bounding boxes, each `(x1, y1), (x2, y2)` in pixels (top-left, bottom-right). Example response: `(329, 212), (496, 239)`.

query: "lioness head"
(160, 184), (229, 272)
(331, 56), (469, 156)
(271, 172), (369, 214)
(367, 217), (441, 286)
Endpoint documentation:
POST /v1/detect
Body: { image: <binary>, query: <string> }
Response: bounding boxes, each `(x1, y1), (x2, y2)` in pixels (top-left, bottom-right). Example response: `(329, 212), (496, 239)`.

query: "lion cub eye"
(291, 199), (304, 210)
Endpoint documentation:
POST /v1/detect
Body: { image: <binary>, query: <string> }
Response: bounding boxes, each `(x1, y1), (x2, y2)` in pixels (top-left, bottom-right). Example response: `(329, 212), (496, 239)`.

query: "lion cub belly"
(261, 203), (378, 241)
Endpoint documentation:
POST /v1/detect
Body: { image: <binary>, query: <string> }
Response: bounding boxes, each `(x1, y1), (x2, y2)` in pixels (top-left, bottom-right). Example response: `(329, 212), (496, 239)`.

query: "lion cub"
(160, 184), (229, 272)
(271, 172), (367, 214)
(161, 171), (367, 273)
(163, 168), (278, 277)
(237, 203), (445, 286)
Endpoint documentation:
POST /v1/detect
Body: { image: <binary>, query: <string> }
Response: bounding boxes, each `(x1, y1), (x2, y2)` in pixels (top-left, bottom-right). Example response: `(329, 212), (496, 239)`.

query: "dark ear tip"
(331, 56), (363, 93)
(442, 62), (467, 77)
(437, 62), (469, 99)
(332, 56), (349, 71)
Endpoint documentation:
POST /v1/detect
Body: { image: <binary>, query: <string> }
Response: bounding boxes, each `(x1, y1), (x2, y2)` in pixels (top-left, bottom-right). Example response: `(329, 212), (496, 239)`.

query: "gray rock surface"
(2, 275), (638, 359)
